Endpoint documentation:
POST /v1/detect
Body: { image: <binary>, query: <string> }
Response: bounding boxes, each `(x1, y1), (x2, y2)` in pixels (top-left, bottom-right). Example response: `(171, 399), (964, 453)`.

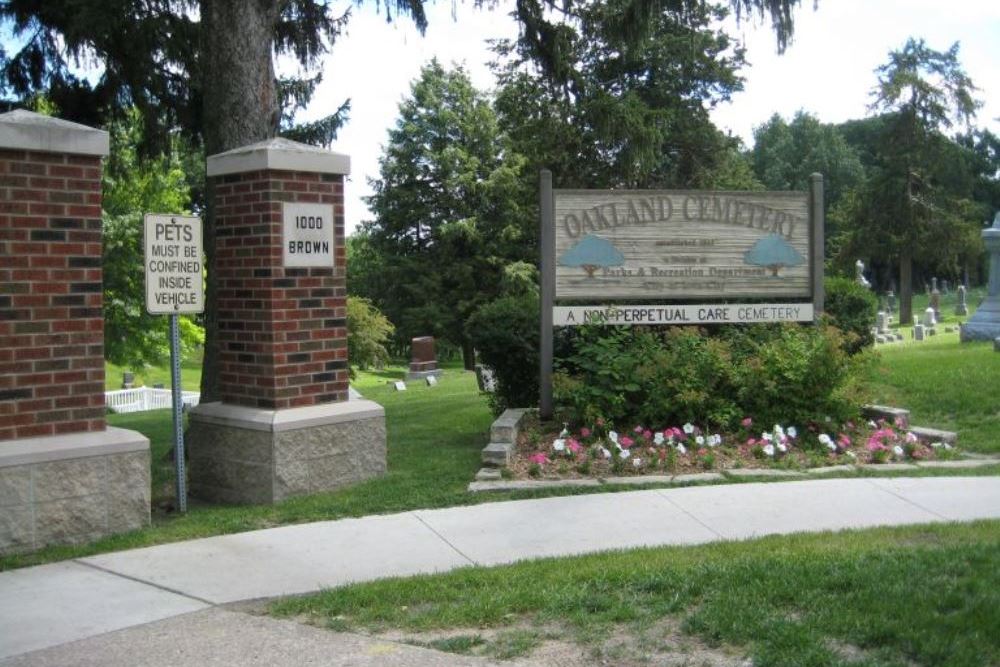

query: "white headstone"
(394, 381), (406, 391)
(425, 375), (438, 387)
(922, 307), (937, 327)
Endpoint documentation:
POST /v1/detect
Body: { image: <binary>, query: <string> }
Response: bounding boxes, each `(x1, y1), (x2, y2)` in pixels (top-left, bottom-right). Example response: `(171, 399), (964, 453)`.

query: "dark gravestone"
(122, 372), (135, 389)
(406, 336), (443, 381)
(930, 278), (941, 321)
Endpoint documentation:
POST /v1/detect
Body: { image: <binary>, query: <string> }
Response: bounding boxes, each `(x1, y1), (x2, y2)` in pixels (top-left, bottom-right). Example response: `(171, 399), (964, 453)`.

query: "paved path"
(2, 476), (999, 665)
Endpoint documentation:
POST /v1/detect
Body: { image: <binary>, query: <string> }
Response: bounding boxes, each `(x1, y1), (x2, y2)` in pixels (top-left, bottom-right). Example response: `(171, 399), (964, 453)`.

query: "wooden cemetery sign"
(538, 172), (825, 417)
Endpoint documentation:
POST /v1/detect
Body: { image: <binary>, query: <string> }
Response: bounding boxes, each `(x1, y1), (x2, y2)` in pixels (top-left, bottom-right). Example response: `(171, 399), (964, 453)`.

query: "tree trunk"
(198, 0), (280, 402)
(462, 340), (476, 371)
(899, 250), (913, 325)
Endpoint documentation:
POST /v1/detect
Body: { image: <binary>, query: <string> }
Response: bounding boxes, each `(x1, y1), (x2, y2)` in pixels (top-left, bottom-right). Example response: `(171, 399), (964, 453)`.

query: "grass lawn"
(3, 317), (999, 571)
(272, 520), (1000, 666)
(104, 358), (202, 392)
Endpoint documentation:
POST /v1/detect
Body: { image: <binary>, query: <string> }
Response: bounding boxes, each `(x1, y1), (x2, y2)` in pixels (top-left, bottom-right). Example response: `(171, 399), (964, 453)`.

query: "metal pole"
(810, 173), (825, 318)
(539, 170), (554, 420)
(170, 313), (187, 512)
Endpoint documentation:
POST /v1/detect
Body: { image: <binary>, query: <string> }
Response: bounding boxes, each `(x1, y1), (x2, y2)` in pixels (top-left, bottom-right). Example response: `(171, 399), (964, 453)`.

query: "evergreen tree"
(361, 61), (530, 369)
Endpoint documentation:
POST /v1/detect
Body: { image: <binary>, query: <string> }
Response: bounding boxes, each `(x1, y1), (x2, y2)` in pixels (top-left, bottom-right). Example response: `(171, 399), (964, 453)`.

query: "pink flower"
(838, 433), (851, 448)
(620, 436), (635, 449)
(528, 452), (549, 464)
(567, 438), (582, 454)
(580, 427), (592, 438)
(741, 417), (753, 427)
(746, 438), (757, 447)
(634, 425), (644, 433)
(642, 430), (653, 440)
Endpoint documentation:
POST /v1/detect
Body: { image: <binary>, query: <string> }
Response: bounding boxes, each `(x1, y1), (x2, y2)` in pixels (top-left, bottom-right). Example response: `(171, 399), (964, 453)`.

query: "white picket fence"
(105, 387), (201, 414)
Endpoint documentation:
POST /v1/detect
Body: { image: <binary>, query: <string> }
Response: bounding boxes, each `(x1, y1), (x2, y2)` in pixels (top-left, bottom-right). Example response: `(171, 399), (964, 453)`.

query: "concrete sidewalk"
(2, 476), (999, 664)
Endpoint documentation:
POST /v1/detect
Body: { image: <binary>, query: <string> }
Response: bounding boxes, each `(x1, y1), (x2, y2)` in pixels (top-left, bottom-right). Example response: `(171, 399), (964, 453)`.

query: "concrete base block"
(187, 400), (386, 505)
(0, 427), (150, 555)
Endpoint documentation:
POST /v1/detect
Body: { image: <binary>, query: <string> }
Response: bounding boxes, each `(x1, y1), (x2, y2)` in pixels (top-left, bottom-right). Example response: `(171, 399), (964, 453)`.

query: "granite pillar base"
(187, 400), (387, 505)
(0, 428), (151, 555)
(960, 296), (1000, 342)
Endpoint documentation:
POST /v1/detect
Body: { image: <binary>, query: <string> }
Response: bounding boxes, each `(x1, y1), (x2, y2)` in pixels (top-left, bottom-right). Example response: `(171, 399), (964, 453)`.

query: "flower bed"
(507, 415), (959, 480)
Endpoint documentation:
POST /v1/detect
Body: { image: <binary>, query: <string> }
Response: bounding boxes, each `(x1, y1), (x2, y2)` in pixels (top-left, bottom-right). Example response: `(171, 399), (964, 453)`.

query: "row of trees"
(355, 35), (999, 348)
(0, 0), (806, 378)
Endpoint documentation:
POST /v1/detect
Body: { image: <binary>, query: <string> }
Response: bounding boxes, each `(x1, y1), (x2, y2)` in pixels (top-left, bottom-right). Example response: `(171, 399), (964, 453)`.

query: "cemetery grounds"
(3, 293), (999, 665)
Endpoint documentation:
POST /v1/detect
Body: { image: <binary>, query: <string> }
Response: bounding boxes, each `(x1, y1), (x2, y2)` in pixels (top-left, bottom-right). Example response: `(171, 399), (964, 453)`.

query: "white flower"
(708, 434), (721, 447)
(893, 445), (904, 457)
(552, 439), (566, 452)
(867, 420), (878, 429)
(633, 457), (643, 468)
(773, 425), (785, 439)
(777, 442), (787, 454)
(653, 432), (665, 445)
(677, 443), (687, 455)
(930, 441), (942, 449)
(600, 447), (612, 459)
(826, 441), (837, 452)
(818, 433), (833, 446)
(683, 423), (695, 434)
(559, 424), (570, 438)
(787, 426), (798, 439)
(761, 432), (773, 443)
(762, 443), (775, 457)
(905, 432), (918, 444)
(608, 430), (619, 444)
(619, 447), (631, 460)
(943, 443), (954, 450)
(695, 435), (705, 446)
(846, 451), (857, 459)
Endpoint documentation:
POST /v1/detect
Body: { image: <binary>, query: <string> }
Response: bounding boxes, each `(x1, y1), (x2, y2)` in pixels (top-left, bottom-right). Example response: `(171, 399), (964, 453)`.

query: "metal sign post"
(144, 213), (204, 513)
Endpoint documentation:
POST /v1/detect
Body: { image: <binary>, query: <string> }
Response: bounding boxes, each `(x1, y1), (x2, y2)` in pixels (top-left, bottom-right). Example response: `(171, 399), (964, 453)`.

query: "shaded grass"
(273, 520), (1000, 667)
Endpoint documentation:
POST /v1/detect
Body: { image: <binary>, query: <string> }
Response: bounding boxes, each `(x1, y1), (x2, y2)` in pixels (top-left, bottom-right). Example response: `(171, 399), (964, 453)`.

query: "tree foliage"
(832, 38), (982, 323)
(751, 111), (864, 210)
(102, 108), (204, 369)
(358, 61), (530, 367)
(493, 0), (758, 191)
(346, 296), (395, 371)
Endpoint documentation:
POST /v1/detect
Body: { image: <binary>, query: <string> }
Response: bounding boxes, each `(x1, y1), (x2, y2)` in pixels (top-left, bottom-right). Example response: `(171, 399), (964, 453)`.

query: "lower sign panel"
(553, 303), (815, 326)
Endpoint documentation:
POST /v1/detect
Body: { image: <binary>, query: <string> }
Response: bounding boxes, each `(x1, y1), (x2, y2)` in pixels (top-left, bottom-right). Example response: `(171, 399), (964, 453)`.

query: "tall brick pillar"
(187, 138), (386, 504)
(0, 110), (149, 555)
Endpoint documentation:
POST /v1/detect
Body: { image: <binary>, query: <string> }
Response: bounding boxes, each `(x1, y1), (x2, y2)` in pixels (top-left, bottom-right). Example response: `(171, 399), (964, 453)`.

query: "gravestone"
(405, 336), (443, 381)
(962, 212), (1000, 342)
(855, 259), (870, 288)
(930, 278), (941, 321)
(956, 284), (969, 316)
(475, 364), (497, 393)
(186, 139), (386, 505)
(121, 371), (135, 389)
(924, 281), (930, 295)
(0, 110), (149, 555)
(941, 279), (950, 295)
(913, 323), (925, 341)
(922, 308), (937, 327)
(887, 290), (896, 315)
(876, 311), (889, 334)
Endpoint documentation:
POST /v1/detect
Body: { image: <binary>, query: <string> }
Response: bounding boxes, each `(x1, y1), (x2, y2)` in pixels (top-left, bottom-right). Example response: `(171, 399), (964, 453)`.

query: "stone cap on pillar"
(206, 137), (350, 177)
(0, 108), (109, 156)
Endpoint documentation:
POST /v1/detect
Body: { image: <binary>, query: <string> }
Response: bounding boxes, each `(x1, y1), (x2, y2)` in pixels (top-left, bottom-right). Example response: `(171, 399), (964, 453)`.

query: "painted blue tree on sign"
(559, 235), (625, 278)
(743, 234), (805, 277)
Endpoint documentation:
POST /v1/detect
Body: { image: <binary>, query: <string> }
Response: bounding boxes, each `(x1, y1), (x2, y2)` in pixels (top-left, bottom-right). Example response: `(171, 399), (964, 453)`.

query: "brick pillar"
(211, 154), (348, 409)
(188, 139), (385, 505)
(0, 110), (149, 555)
(0, 111), (107, 439)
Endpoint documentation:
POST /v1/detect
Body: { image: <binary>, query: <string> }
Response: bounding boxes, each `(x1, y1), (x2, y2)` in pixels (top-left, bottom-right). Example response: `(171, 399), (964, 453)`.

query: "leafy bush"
(554, 324), (867, 430)
(824, 276), (877, 354)
(347, 297), (395, 371)
(466, 294), (539, 414)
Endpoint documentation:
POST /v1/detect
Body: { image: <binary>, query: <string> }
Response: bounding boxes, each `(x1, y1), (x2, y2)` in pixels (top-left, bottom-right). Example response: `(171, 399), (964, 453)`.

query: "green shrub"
(347, 297), (395, 371)
(824, 276), (877, 354)
(466, 293), (539, 414)
(554, 324), (867, 430)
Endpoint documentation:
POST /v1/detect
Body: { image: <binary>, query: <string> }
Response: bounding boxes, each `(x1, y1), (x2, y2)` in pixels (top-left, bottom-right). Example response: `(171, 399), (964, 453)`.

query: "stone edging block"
(481, 408), (531, 467)
(0, 427), (149, 468)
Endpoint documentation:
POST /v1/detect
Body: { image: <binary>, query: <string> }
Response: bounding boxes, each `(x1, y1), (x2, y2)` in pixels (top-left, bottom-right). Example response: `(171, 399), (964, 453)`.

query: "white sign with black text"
(553, 303), (814, 326)
(144, 214), (204, 314)
(283, 202), (335, 268)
